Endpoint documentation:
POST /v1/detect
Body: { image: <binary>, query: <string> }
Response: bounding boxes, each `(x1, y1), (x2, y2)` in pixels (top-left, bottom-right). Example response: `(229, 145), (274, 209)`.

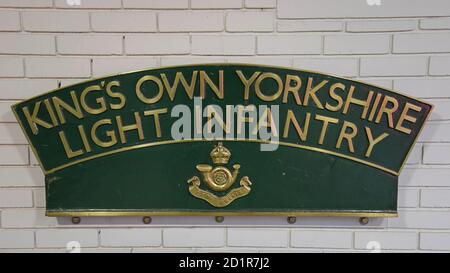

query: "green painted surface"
(12, 64), (431, 215)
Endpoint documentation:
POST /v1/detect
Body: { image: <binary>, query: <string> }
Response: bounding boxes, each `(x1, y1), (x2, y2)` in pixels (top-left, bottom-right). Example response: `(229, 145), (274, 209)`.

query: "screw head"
(215, 216), (224, 223)
(71, 217), (81, 225)
(143, 216), (152, 224)
(359, 217), (369, 225)
(287, 216), (297, 224)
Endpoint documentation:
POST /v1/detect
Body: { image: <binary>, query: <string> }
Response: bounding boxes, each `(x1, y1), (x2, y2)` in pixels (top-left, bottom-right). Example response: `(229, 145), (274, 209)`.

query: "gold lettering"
(52, 91), (84, 124)
(91, 119), (117, 148)
(252, 107), (278, 137)
(336, 121), (357, 153)
(161, 71), (198, 101)
(304, 77), (327, 109)
(116, 112), (144, 144)
(200, 70), (224, 99)
(106, 81), (126, 110)
(368, 93), (382, 122)
(365, 127), (389, 157)
(59, 130), (83, 159)
(144, 108), (168, 138)
(22, 102), (54, 135)
(325, 83), (345, 112)
(343, 87), (374, 119)
(136, 75), (164, 104)
(255, 72), (283, 102)
(236, 70), (261, 100)
(375, 95), (399, 128)
(283, 110), (311, 141)
(78, 125), (91, 153)
(282, 74), (302, 105)
(395, 102), (422, 134)
(80, 85), (106, 115)
(315, 114), (339, 145)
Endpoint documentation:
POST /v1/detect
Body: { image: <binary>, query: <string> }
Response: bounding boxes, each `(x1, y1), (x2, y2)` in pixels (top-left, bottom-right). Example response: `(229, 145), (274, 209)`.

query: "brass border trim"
(46, 210), (398, 218)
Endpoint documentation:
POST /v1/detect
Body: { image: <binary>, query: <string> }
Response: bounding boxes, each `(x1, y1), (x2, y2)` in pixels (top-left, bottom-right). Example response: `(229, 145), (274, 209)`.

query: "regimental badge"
(187, 142), (253, 207)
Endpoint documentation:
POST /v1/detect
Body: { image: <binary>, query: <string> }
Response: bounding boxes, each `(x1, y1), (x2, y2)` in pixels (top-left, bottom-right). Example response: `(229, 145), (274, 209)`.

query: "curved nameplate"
(12, 64), (432, 217)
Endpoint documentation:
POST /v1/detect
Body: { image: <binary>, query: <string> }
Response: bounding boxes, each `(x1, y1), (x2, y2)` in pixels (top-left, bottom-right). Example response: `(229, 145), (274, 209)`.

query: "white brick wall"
(0, 0), (449, 253)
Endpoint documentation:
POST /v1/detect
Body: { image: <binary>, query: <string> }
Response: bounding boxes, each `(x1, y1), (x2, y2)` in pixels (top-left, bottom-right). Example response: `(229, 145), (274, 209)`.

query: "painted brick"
(0, 124), (27, 144)
(360, 56), (427, 77)
(0, 146), (29, 165)
(277, 0), (450, 19)
(394, 79), (450, 98)
(405, 145), (422, 165)
(277, 20), (343, 32)
(227, 57), (291, 67)
(293, 57), (358, 77)
(423, 144), (450, 164)
(226, 11), (274, 32)
(54, 0), (122, 8)
(428, 99), (450, 120)
(29, 149), (40, 166)
(399, 168), (450, 187)
(122, 0), (188, 9)
(0, 0), (51, 7)
(0, 167), (44, 187)
(0, 79), (58, 100)
(100, 229), (161, 247)
(125, 34), (190, 55)
(258, 35), (321, 55)
(357, 78), (392, 89)
(389, 211), (450, 229)
(92, 57), (158, 77)
(2, 209), (57, 228)
(36, 229), (99, 248)
(346, 20), (417, 32)
(421, 189), (450, 207)
(161, 57), (226, 66)
(291, 230), (352, 249)
(191, 0), (242, 9)
(228, 229), (288, 247)
(394, 33), (450, 53)
(91, 11), (157, 32)
(163, 228), (225, 247)
(324, 34), (390, 55)
(1, 209), (57, 228)
(159, 11), (224, 32)
(398, 188), (419, 208)
(25, 57), (91, 78)
(420, 17), (450, 30)
(419, 122), (450, 142)
(0, 11), (20, 31)
(0, 189), (33, 208)
(57, 35), (123, 55)
(0, 34), (55, 55)
(192, 35), (255, 55)
(354, 231), (418, 250)
(420, 232), (450, 250)
(33, 188), (46, 208)
(0, 230), (35, 249)
(22, 11), (89, 32)
(429, 56), (450, 76)
(245, 0), (276, 8)
(0, 57), (23, 78)
(0, 101), (17, 122)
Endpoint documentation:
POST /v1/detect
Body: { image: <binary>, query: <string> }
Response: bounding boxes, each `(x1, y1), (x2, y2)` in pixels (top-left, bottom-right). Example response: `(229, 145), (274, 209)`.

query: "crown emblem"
(210, 142), (231, 165)
(187, 142), (253, 207)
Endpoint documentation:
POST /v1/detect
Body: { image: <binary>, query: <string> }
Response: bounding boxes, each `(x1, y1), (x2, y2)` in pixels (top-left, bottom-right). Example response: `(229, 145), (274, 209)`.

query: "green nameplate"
(12, 64), (432, 217)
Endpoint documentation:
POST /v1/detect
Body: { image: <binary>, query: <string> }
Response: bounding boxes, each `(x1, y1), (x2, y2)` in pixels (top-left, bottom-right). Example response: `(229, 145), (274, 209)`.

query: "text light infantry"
(20, 69), (422, 161)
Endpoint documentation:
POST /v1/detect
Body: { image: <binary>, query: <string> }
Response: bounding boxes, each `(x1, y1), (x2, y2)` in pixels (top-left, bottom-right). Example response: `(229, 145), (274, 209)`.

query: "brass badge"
(187, 142), (252, 207)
